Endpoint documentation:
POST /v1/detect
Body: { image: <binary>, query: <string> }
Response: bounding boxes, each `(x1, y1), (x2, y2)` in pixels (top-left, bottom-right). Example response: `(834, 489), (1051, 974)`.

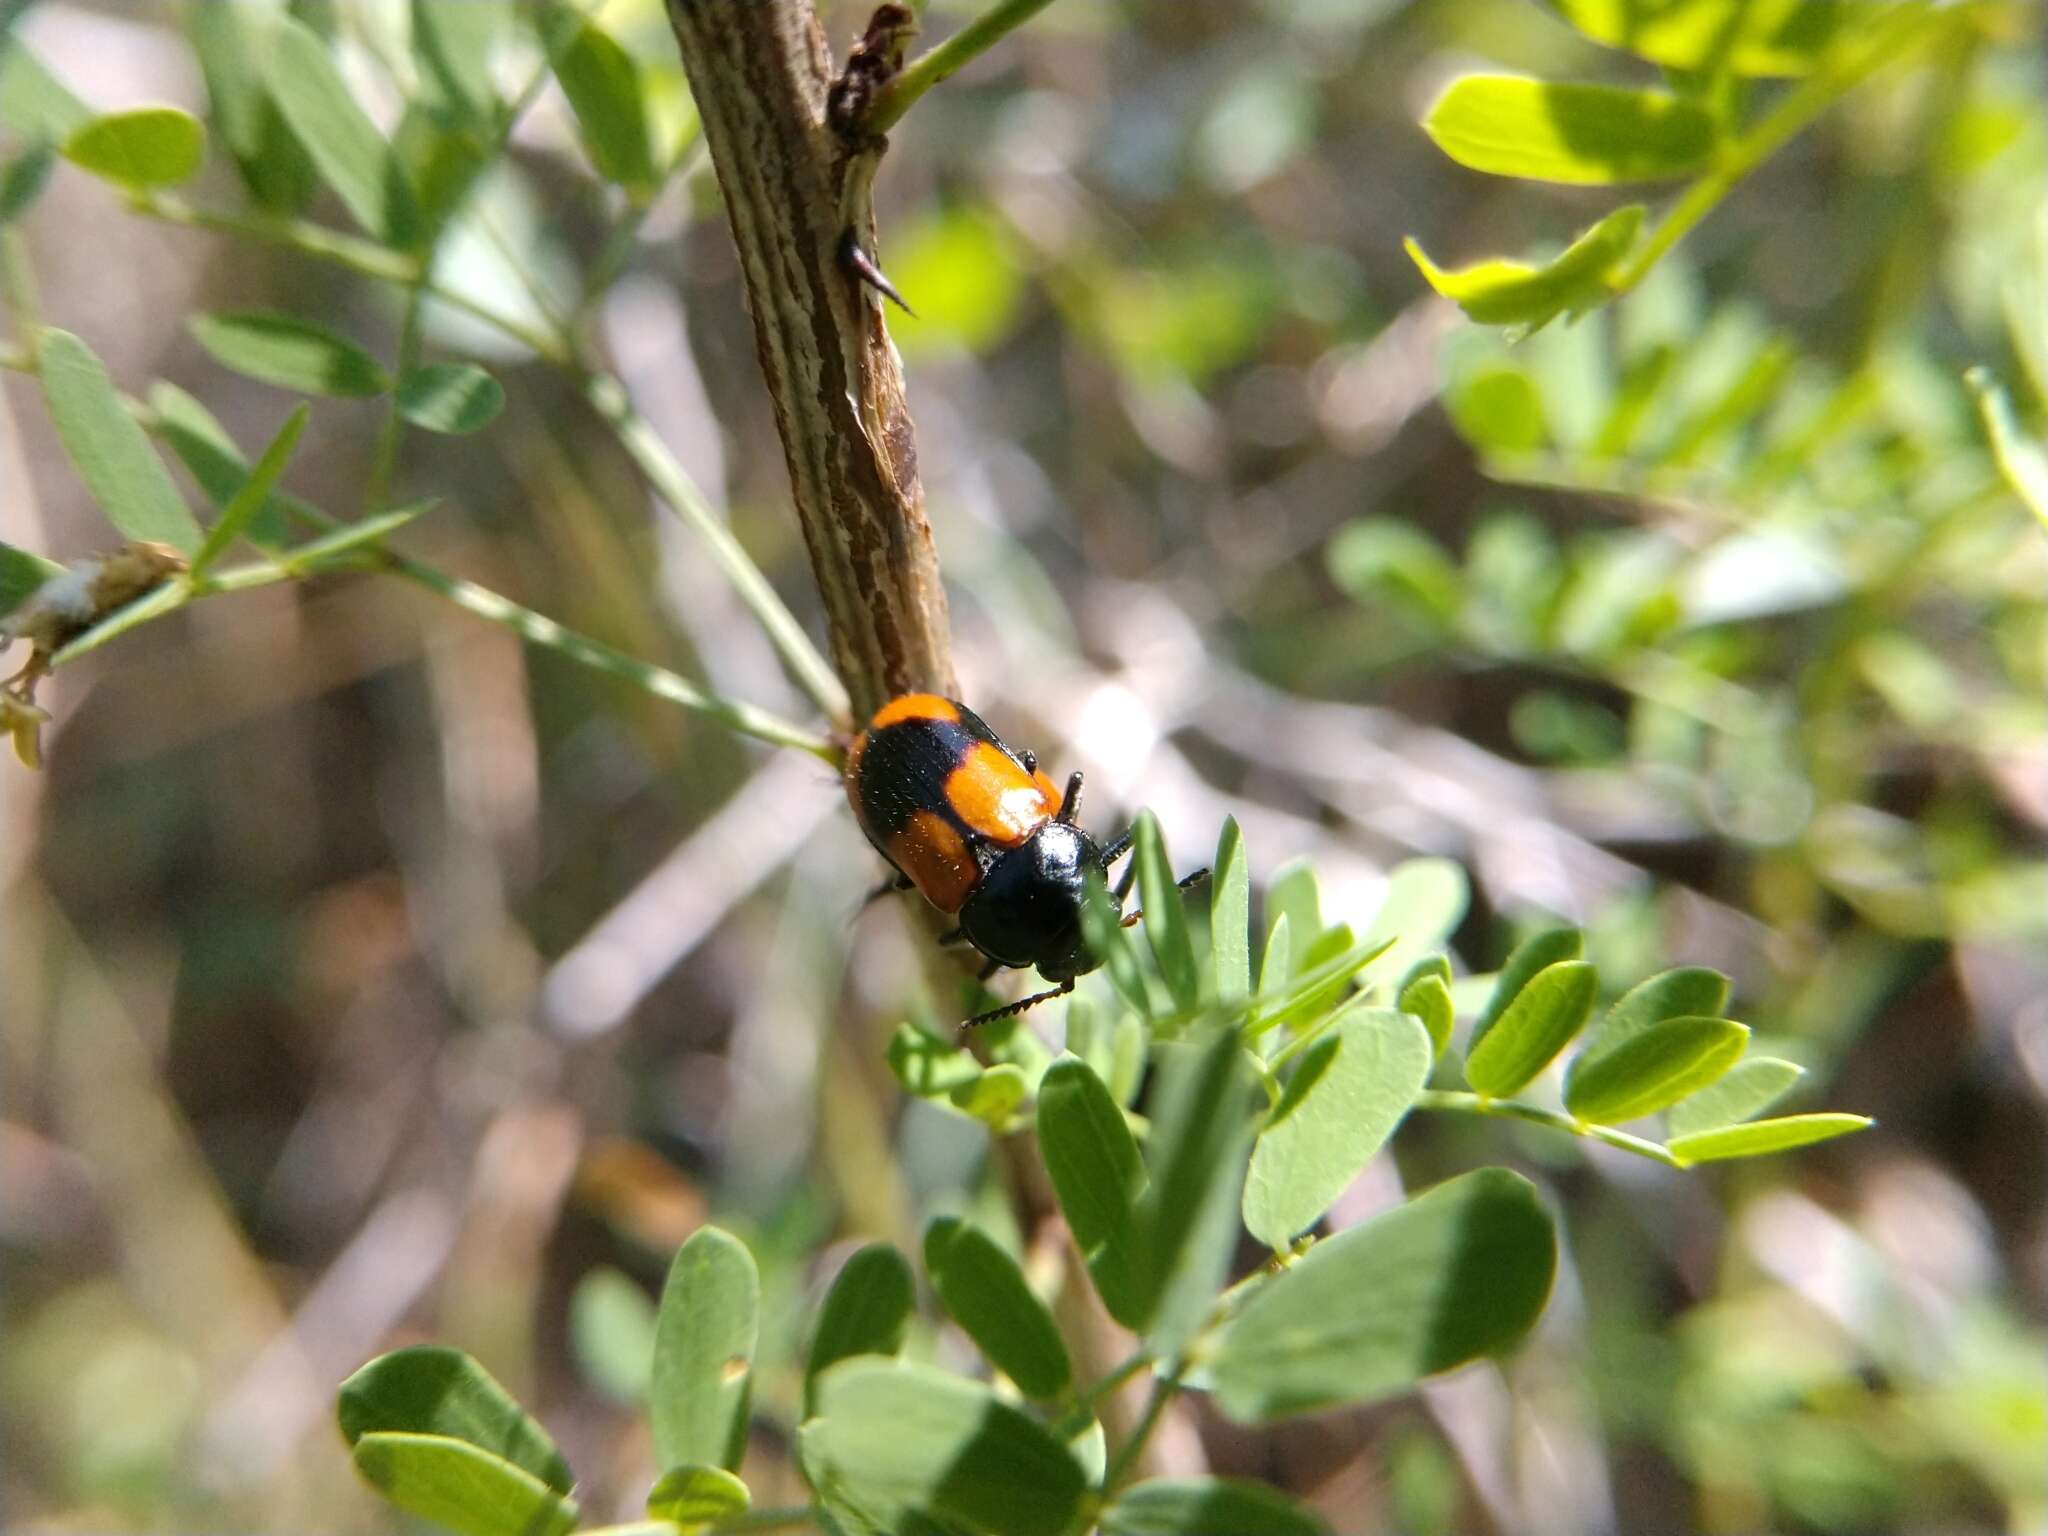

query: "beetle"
(844, 692), (1205, 1028)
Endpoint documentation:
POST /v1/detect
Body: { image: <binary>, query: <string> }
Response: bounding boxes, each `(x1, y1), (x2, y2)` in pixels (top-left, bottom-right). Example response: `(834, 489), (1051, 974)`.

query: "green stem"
(1608, 2), (1948, 296)
(132, 193), (576, 364)
(384, 554), (838, 760)
(1101, 1373), (1177, 1493)
(364, 284), (425, 513)
(1414, 1089), (1684, 1167)
(580, 371), (850, 725)
(864, 0), (1063, 136)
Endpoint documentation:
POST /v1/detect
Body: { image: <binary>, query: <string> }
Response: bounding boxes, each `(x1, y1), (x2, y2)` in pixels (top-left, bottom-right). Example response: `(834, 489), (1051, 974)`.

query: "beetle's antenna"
(961, 978), (1073, 1032)
(1117, 866), (1212, 926)
(1057, 770), (1085, 825)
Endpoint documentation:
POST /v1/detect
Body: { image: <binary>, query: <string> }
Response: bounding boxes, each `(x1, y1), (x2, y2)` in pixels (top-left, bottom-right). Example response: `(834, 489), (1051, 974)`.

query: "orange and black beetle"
(844, 693), (1203, 1027)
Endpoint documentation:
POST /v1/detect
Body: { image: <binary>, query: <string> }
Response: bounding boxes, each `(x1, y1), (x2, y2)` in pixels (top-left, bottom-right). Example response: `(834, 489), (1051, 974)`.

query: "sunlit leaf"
(1668, 1112), (1872, 1163)
(1541, 0), (1841, 77)
(266, 15), (421, 245)
(802, 1360), (1087, 1536)
(38, 329), (203, 553)
(644, 1464), (749, 1528)
(1465, 960), (1598, 1097)
(1424, 77), (1716, 184)
(189, 311), (389, 398)
(1140, 1029), (1255, 1352)
(1211, 1169), (1556, 1422)
(1408, 205), (1643, 330)
(1470, 928), (1582, 1050)
(1243, 1009), (1432, 1249)
(1210, 816), (1252, 1006)
(1102, 1477), (1331, 1535)
(189, 4), (318, 213)
(886, 1021), (982, 1097)
(1398, 957), (1455, 1057)
(1667, 1056), (1806, 1137)
(1563, 1015), (1748, 1123)
(337, 1346), (572, 1492)
(549, 10), (657, 195)
(396, 362), (505, 433)
(1357, 857), (1471, 989)
(1135, 810), (1199, 1012)
(804, 1242), (915, 1415)
(1968, 369), (2048, 534)
(924, 1216), (1071, 1400)
(651, 1226), (757, 1474)
(62, 107), (204, 189)
(949, 1061), (1029, 1126)
(1038, 1056), (1146, 1329)
(351, 1433), (577, 1536)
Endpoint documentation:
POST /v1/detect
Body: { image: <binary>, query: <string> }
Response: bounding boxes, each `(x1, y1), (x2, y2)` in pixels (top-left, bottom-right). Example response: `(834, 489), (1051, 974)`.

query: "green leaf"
(1667, 1056), (1805, 1137)
(1407, 205), (1644, 330)
(38, 329), (203, 553)
(1668, 1112), (1871, 1164)
(1, 540), (63, 622)
(1134, 810), (1199, 1012)
(1327, 518), (1462, 624)
(549, 12), (657, 195)
(1424, 77), (1716, 184)
(1251, 928), (1396, 1040)
(337, 1346), (572, 1492)
(1470, 928), (1582, 1049)
(1563, 1016), (1748, 1124)
(147, 382), (295, 546)
(1464, 961), (1598, 1098)
(189, 311), (389, 398)
(0, 142), (55, 225)
(1102, 1478), (1331, 1536)
(189, 3), (319, 213)
(413, 0), (504, 128)
(1357, 857), (1471, 989)
(266, 15), (420, 245)
(571, 1267), (657, 1405)
(190, 405), (306, 576)
(396, 362), (505, 434)
(1210, 816), (1251, 1007)
(1398, 959), (1455, 1057)
(1081, 868), (1152, 1016)
(1211, 1168), (1556, 1422)
(645, 1464), (749, 1528)
(351, 1433), (577, 1536)
(804, 1242), (915, 1415)
(923, 1216), (1071, 1400)
(1968, 369), (2048, 534)
(651, 1226), (758, 1474)
(1261, 860), (1322, 987)
(1244, 1009), (1432, 1250)
(1037, 1056), (1147, 1330)
(1541, 0), (1841, 77)
(949, 1061), (1029, 1126)
(1257, 913), (1293, 1001)
(61, 107), (204, 189)
(1566, 967), (1731, 1108)
(281, 504), (427, 571)
(802, 1360), (1087, 1536)
(886, 1021), (983, 1097)
(1139, 1028), (1255, 1351)
(0, 43), (89, 142)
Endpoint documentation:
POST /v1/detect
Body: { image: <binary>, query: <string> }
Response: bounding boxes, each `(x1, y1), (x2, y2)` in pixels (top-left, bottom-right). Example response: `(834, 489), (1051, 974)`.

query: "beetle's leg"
(1098, 826), (1133, 866)
(977, 954), (1006, 981)
(1116, 865), (1211, 926)
(1056, 770), (1085, 825)
(961, 978), (1073, 1032)
(1113, 856), (1140, 903)
(858, 871), (914, 913)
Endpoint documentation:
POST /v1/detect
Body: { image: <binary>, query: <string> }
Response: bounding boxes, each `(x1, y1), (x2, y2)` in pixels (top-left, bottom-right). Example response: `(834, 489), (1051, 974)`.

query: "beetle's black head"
(958, 821), (1115, 982)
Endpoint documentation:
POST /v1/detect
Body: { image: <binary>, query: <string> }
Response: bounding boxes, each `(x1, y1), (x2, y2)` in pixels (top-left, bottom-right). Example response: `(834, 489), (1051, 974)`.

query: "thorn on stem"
(840, 230), (916, 316)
